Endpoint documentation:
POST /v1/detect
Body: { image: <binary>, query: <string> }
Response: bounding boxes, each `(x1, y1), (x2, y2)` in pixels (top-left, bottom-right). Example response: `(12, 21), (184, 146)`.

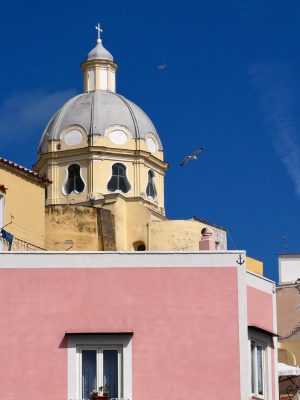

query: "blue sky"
(1, 0), (300, 281)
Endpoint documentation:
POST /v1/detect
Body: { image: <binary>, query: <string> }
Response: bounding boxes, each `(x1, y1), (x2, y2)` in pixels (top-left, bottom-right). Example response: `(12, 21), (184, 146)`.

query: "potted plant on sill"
(90, 384), (110, 400)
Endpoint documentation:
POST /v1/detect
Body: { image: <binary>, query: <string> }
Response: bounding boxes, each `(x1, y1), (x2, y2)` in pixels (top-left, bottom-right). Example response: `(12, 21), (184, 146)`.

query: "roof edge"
(0, 157), (51, 184)
(192, 216), (227, 231)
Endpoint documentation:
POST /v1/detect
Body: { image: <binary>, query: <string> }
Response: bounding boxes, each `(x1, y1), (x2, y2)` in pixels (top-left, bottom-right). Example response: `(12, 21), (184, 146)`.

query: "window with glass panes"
(251, 340), (265, 397)
(64, 164), (85, 194)
(146, 170), (157, 199)
(107, 163), (130, 193)
(78, 345), (122, 400)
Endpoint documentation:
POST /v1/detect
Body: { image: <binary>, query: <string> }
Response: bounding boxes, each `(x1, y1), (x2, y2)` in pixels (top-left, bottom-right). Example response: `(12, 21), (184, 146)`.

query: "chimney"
(199, 227), (215, 251)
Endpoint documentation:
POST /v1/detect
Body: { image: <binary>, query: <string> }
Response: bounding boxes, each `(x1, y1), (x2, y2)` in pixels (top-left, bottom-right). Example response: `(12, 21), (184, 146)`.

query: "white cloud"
(0, 89), (76, 143)
(250, 63), (300, 197)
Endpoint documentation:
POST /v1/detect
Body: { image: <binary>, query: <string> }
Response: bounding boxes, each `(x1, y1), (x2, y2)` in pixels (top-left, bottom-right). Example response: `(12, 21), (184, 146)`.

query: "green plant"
(90, 384), (110, 398)
(100, 384), (110, 396)
(91, 389), (99, 398)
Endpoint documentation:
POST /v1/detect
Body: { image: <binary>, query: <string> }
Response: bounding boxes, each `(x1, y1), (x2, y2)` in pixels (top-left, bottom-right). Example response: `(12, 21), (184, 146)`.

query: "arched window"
(64, 164), (85, 194)
(133, 241), (146, 251)
(107, 163), (131, 193)
(146, 170), (157, 199)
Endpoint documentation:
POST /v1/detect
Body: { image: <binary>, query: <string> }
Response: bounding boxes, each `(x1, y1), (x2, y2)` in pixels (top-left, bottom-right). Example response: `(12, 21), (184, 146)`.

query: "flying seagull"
(179, 147), (205, 166)
(157, 64), (167, 70)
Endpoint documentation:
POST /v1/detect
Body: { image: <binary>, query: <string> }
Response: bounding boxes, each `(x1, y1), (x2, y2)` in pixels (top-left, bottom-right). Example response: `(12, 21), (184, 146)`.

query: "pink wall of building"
(247, 282), (277, 400)
(247, 286), (274, 333)
(0, 266), (241, 400)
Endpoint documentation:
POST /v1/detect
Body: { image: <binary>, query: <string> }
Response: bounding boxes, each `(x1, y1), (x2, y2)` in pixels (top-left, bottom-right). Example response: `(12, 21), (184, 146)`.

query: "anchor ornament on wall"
(236, 254), (245, 266)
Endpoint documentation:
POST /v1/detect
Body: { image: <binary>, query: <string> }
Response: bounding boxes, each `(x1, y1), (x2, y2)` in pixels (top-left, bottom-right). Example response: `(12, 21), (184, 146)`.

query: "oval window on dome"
(63, 130), (83, 146)
(146, 136), (157, 154)
(109, 130), (128, 145)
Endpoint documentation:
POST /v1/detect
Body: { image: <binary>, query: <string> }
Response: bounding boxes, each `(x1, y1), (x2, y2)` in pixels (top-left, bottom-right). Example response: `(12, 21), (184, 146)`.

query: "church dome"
(87, 40), (113, 61)
(39, 90), (162, 152)
(35, 27), (167, 215)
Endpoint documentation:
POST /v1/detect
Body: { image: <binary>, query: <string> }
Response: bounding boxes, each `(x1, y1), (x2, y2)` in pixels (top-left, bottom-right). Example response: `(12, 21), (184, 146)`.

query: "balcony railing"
(1, 236), (46, 252)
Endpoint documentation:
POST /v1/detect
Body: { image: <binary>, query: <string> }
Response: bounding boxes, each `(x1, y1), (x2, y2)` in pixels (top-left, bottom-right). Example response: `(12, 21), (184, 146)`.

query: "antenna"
(0, 214), (14, 230)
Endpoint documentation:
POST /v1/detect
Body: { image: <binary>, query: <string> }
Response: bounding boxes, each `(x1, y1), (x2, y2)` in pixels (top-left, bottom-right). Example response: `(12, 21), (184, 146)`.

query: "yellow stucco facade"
(246, 256), (264, 275)
(35, 133), (166, 213)
(43, 195), (227, 252)
(278, 341), (299, 366)
(0, 161), (48, 250)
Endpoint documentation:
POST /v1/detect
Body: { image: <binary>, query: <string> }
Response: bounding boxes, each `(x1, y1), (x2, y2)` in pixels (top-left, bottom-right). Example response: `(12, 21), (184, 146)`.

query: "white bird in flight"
(179, 147), (205, 166)
(157, 64), (167, 70)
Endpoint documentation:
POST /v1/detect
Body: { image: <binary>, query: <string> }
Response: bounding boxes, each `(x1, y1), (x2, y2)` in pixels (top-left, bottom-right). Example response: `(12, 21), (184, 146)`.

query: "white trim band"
(0, 251), (246, 269)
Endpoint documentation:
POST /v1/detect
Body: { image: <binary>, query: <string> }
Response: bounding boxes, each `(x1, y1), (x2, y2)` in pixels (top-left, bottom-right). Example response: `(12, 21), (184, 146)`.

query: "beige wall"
(45, 195), (227, 252)
(277, 286), (300, 337)
(103, 198), (226, 251)
(277, 285), (300, 367)
(149, 220), (205, 251)
(149, 220), (227, 251)
(0, 166), (46, 249)
(278, 343), (298, 366)
(102, 196), (128, 250)
(45, 205), (100, 251)
(101, 196), (164, 250)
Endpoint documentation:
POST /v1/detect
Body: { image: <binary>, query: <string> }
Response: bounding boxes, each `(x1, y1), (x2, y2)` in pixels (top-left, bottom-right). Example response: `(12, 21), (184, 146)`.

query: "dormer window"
(146, 170), (157, 199)
(107, 163), (131, 193)
(64, 164), (85, 194)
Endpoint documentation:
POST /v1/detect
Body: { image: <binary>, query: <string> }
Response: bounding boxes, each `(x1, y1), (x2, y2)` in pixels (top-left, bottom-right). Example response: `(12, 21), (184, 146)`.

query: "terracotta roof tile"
(0, 157), (51, 184)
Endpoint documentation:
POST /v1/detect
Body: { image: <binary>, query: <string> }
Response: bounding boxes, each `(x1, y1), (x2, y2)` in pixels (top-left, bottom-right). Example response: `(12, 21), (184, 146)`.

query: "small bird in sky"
(179, 147), (205, 166)
(157, 64), (167, 70)
(281, 235), (289, 250)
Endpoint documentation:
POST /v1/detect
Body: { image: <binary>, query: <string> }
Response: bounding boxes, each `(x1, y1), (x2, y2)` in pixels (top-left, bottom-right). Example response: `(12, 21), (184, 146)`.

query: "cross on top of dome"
(85, 22), (113, 62)
(95, 23), (102, 43)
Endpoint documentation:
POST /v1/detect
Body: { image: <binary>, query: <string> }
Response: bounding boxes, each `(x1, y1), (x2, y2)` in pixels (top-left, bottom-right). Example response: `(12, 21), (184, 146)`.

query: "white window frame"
(248, 329), (273, 400)
(107, 163), (131, 194)
(62, 163), (86, 196)
(68, 334), (132, 400)
(77, 344), (122, 398)
(251, 339), (266, 398)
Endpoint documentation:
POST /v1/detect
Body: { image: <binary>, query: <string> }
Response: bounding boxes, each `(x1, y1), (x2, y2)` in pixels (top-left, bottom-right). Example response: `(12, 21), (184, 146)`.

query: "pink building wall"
(246, 279), (277, 400)
(0, 252), (277, 400)
(247, 286), (274, 333)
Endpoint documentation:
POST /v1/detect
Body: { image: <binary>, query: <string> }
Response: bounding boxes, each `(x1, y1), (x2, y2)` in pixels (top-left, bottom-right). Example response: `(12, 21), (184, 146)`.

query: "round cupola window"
(109, 129), (128, 145)
(63, 129), (83, 145)
(146, 136), (157, 154)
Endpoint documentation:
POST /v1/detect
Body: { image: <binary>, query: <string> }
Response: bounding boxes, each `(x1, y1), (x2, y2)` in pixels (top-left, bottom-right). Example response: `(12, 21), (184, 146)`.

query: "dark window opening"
(107, 163), (131, 193)
(65, 164), (85, 194)
(133, 241), (146, 251)
(146, 170), (157, 199)
(81, 347), (119, 400)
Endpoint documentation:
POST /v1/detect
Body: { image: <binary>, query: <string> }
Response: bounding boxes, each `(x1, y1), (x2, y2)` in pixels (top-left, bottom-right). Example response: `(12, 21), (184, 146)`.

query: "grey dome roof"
(39, 90), (162, 151)
(87, 40), (113, 62)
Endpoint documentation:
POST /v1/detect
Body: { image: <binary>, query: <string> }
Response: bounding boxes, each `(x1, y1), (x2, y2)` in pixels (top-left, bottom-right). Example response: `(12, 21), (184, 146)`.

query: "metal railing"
(1, 236), (46, 252)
